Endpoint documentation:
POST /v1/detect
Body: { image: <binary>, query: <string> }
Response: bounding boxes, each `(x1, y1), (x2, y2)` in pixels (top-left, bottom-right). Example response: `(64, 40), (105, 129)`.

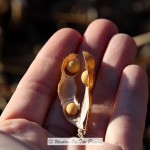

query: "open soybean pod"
(58, 51), (95, 137)
(77, 51), (95, 137)
(58, 53), (80, 127)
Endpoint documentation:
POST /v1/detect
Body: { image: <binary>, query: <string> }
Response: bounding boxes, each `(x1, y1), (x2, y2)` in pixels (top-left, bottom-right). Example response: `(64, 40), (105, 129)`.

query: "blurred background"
(0, 0), (150, 149)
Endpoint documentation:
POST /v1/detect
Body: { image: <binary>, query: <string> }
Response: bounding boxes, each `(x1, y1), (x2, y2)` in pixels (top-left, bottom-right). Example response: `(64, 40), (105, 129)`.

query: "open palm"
(0, 19), (148, 150)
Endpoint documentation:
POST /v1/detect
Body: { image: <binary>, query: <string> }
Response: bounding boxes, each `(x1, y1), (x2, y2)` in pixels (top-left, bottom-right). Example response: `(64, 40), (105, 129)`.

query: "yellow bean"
(81, 70), (88, 86)
(66, 103), (78, 115)
(66, 60), (80, 74)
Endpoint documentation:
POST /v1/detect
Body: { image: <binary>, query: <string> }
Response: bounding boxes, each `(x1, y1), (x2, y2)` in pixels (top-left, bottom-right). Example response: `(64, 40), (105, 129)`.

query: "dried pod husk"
(77, 51), (95, 137)
(58, 53), (80, 127)
(58, 51), (95, 137)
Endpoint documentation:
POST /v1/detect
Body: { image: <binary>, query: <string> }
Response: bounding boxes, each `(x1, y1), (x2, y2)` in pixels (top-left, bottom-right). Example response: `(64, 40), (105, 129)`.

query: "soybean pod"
(58, 51), (95, 137)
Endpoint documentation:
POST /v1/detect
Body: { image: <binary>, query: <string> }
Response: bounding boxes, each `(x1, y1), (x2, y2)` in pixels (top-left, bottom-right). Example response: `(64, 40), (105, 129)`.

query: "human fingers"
(44, 19), (118, 136)
(105, 65), (148, 150)
(0, 131), (33, 150)
(77, 19), (118, 101)
(78, 19), (118, 73)
(87, 34), (137, 137)
(0, 28), (81, 125)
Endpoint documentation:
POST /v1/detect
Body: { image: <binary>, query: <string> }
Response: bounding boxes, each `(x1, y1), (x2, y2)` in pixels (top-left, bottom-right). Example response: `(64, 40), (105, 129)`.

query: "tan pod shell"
(58, 51), (95, 137)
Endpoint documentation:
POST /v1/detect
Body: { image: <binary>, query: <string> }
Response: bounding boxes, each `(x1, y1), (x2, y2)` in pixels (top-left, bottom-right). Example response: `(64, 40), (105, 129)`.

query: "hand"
(0, 19), (148, 150)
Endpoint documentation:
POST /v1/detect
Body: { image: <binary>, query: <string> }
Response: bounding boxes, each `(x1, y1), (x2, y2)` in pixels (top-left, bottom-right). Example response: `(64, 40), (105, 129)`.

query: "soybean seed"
(66, 60), (80, 74)
(66, 103), (78, 115)
(81, 70), (88, 86)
